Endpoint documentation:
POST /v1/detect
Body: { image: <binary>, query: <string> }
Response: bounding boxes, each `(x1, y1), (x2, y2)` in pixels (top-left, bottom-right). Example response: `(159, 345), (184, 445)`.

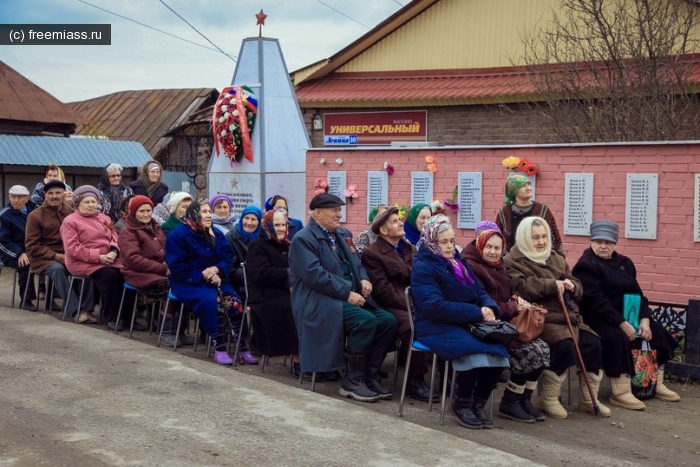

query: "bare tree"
(519, 0), (700, 142)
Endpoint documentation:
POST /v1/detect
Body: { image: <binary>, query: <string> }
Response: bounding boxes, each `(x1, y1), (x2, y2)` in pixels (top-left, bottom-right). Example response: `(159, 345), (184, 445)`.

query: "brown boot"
(537, 370), (568, 419)
(577, 370), (611, 417)
(655, 370), (680, 402)
(610, 374), (646, 410)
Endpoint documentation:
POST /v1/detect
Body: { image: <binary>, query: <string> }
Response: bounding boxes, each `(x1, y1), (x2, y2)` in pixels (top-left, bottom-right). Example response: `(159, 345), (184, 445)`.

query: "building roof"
(295, 68), (539, 107)
(0, 134), (152, 167)
(69, 88), (219, 158)
(0, 61), (86, 127)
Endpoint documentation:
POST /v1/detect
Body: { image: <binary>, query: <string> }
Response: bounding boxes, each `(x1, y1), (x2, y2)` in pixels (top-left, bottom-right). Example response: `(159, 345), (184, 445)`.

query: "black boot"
(406, 375), (439, 402)
(365, 347), (392, 400)
(473, 396), (493, 429)
(473, 367), (503, 429)
(451, 370), (482, 429)
(521, 382), (546, 421)
(498, 382), (536, 423)
(339, 350), (381, 402)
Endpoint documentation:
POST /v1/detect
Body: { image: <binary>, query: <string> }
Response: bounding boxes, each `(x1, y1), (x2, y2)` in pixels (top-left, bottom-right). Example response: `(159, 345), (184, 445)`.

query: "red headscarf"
(475, 229), (507, 266)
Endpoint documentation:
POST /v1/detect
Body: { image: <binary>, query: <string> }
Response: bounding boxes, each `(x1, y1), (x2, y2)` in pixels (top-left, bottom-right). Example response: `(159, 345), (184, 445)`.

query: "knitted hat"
(210, 194), (232, 209)
(167, 192), (193, 214)
(72, 185), (100, 205)
(590, 220), (619, 243)
(474, 220), (500, 237)
(129, 195), (154, 217)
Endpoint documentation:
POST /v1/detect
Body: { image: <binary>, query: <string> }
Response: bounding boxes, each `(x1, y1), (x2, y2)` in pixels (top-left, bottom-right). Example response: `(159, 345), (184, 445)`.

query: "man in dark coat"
(0, 185), (38, 310)
(289, 193), (397, 403)
(361, 206), (433, 402)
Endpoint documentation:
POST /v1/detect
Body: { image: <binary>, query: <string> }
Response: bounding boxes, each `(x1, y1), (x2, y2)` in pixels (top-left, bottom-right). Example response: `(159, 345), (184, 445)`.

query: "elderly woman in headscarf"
(504, 216), (607, 420)
(246, 208), (300, 369)
(114, 194), (135, 234)
(97, 163), (134, 224)
(61, 185), (126, 330)
(129, 160), (169, 205)
(166, 200), (248, 365)
(264, 195), (304, 240)
(411, 214), (509, 430)
(225, 205), (263, 299)
(573, 220), (679, 409)
(463, 220), (550, 423)
(210, 194), (238, 235)
(354, 203), (389, 255)
(403, 203), (432, 245)
(495, 174), (563, 255)
(161, 192), (193, 236)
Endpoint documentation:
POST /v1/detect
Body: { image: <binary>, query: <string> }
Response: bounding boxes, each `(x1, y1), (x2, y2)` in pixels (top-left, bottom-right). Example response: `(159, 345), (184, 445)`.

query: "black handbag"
(468, 321), (519, 344)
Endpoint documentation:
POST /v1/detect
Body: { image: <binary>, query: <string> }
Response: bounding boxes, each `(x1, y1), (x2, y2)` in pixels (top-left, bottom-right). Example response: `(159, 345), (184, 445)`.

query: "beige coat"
(504, 245), (597, 345)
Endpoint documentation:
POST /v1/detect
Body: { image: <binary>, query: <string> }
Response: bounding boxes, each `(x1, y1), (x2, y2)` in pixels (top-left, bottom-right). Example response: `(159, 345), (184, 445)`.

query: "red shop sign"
(323, 110), (427, 146)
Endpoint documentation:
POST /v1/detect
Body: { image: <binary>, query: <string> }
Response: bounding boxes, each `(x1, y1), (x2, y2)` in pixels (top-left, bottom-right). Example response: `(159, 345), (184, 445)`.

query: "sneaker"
(161, 334), (180, 347)
(214, 350), (234, 365)
(239, 351), (259, 365)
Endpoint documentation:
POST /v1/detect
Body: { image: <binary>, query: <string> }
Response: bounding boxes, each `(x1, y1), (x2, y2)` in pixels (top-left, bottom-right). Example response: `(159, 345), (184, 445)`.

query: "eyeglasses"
(438, 239), (456, 246)
(108, 174), (122, 179)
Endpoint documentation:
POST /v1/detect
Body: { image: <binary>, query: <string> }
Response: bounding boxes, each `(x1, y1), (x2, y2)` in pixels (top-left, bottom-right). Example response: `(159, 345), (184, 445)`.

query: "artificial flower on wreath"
(501, 155), (539, 176)
(313, 178), (329, 195)
(212, 85), (258, 166)
(320, 158), (326, 165)
(425, 155), (437, 173)
(430, 200), (445, 214)
(344, 185), (359, 203)
(393, 203), (408, 221)
(443, 186), (459, 213)
(383, 161), (394, 176)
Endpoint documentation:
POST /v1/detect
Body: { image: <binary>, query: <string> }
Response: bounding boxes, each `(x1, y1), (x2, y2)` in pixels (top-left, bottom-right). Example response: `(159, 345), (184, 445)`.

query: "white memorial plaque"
(367, 171), (389, 223)
(625, 174), (658, 239)
(411, 172), (434, 206)
(327, 171), (347, 223)
(457, 172), (482, 229)
(564, 173), (594, 236)
(694, 174), (700, 242)
(507, 173), (536, 200)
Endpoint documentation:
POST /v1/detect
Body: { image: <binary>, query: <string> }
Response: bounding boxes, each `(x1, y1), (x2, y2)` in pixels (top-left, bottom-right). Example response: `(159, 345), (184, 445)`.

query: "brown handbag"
(511, 303), (547, 343)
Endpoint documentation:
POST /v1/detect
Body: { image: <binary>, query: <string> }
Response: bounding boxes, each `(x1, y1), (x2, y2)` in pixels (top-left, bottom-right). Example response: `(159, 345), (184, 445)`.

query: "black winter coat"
(129, 179), (169, 206)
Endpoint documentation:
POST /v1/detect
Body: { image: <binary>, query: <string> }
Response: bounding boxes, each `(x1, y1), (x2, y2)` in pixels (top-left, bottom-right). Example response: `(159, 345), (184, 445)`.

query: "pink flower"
(386, 164), (394, 176)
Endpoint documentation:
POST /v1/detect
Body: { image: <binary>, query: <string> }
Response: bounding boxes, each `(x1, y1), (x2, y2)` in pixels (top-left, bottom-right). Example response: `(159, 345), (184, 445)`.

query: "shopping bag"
(631, 340), (658, 400)
(623, 294), (641, 333)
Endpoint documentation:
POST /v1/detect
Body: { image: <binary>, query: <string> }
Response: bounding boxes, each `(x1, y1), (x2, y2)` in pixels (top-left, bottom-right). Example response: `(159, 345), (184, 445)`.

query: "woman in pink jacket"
(61, 185), (125, 331)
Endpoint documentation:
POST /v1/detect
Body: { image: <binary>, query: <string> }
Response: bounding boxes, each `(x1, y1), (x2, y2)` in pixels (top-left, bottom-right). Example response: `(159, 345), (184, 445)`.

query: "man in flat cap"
(289, 193), (397, 402)
(25, 180), (94, 321)
(360, 206), (434, 402)
(0, 185), (38, 310)
(573, 219), (680, 409)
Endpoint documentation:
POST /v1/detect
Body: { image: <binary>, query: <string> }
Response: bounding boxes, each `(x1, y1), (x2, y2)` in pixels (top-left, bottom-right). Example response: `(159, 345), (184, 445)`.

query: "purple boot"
(239, 351), (259, 365)
(213, 350), (233, 366)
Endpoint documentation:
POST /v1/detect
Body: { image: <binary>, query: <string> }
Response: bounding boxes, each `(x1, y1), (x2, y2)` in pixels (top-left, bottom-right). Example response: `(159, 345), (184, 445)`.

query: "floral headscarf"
(183, 200), (210, 237)
(419, 214), (474, 285)
(505, 174), (531, 205)
(514, 216), (552, 265)
(261, 208), (290, 245)
(475, 229), (507, 267)
(404, 203), (431, 245)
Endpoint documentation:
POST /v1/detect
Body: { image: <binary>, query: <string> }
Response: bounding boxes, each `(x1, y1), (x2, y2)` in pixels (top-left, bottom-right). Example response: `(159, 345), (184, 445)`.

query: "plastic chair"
(62, 274), (92, 323)
(157, 291), (186, 351)
(398, 287), (442, 417)
(115, 283), (160, 337)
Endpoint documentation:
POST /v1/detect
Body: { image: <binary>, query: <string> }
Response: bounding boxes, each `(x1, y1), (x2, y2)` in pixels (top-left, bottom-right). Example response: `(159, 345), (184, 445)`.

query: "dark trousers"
(456, 366), (504, 401)
(549, 330), (602, 376)
(4, 258), (37, 303)
(44, 262), (93, 314)
(342, 302), (397, 354)
(90, 267), (124, 322)
(587, 319), (678, 377)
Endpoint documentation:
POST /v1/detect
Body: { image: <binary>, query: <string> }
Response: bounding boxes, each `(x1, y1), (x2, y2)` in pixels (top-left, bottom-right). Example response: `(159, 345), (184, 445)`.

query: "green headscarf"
(407, 203), (430, 229)
(505, 174), (531, 205)
(368, 203), (388, 223)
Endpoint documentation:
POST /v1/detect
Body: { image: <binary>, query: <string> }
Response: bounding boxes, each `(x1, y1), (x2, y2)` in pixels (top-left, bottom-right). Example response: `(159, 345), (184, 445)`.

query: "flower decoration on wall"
(443, 186), (459, 213)
(344, 185), (359, 203)
(430, 200), (445, 214)
(335, 158), (344, 165)
(394, 203), (408, 221)
(212, 85), (258, 166)
(501, 155), (539, 176)
(383, 161), (394, 176)
(313, 178), (329, 195)
(425, 155), (438, 173)
(320, 158), (326, 165)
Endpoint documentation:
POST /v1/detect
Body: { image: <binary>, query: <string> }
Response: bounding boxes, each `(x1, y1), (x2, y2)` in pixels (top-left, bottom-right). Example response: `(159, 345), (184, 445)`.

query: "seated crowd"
(0, 165), (682, 430)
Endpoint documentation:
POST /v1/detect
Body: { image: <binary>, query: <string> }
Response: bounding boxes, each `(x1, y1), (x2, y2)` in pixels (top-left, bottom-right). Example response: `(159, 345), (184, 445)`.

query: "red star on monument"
(256, 9), (267, 37)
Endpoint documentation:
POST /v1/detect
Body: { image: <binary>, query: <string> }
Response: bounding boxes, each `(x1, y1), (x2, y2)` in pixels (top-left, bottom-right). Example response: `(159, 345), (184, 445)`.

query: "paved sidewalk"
(0, 308), (542, 467)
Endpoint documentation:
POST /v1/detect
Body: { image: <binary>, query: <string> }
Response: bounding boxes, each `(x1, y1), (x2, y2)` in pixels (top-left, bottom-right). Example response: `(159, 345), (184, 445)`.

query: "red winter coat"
(118, 216), (168, 289)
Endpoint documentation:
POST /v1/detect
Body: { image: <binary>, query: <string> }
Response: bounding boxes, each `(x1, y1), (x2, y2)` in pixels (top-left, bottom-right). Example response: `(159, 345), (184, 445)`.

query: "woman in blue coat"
(411, 214), (509, 430)
(166, 200), (248, 366)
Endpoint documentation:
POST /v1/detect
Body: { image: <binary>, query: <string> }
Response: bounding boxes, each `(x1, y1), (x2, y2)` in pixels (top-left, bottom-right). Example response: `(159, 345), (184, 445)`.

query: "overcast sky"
(0, 0), (405, 103)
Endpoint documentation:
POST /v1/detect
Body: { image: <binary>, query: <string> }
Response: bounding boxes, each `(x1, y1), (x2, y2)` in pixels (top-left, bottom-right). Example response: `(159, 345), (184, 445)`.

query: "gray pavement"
(0, 307), (543, 467)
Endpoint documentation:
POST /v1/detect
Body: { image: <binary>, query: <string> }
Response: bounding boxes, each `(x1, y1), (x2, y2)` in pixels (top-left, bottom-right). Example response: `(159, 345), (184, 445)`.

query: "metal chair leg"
(310, 372), (317, 392)
(156, 297), (170, 347)
(398, 346), (414, 417)
(172, 302), (185, 351)
(115, 287), (127, 333)
(43, 278), (54, 314)
(439, 361), (451, 426)
(12, 268), (17, 308)
(62, 276), (74, 321)
(128, 295), (139, 338)
(74, 279), (86, 324)
(427, 354), (438, 413)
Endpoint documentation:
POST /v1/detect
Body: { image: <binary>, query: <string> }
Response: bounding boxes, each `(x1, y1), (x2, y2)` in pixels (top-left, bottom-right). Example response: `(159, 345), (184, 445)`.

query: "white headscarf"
(514, 216), (552, 265)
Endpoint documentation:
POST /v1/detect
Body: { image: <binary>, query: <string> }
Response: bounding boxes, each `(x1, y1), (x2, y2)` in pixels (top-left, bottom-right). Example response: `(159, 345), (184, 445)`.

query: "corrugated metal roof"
(0, 60), (86, 125)
(68, 88), (219, 158)
(0, 134), (152, 167)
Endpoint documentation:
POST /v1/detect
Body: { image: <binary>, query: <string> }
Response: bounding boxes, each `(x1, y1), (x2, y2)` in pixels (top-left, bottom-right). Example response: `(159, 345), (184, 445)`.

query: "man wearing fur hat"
(25, 180), (94, 320)
(360, 206), (434, 402)
(0, 185), (38, 310)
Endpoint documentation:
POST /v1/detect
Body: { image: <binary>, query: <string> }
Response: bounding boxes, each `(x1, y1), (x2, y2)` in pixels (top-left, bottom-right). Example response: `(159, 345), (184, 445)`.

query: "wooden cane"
(558, 292), (600, 416)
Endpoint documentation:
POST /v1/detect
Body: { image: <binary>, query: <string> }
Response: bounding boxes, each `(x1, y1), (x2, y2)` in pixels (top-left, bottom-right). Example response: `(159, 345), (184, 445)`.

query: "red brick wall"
(306, 143), (700, 303)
